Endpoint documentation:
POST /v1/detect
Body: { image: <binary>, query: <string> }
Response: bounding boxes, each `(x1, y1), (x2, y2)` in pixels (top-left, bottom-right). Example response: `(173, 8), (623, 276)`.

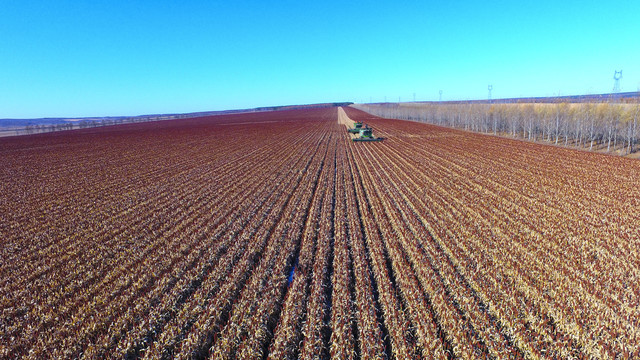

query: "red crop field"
(1, 106), (639, 359)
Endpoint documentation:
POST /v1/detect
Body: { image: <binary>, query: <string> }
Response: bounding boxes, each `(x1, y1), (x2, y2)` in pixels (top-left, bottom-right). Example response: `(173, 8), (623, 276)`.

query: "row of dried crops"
(342, 106), (640, 359)
(1, 106), (638, 359)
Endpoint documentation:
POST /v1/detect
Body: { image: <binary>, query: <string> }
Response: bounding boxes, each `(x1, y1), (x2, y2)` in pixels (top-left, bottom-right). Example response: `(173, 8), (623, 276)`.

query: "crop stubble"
(0, 106), (638, 359)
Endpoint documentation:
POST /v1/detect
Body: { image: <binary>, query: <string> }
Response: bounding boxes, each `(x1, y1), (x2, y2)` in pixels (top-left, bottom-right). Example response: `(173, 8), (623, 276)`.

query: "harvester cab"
(348, 121), (363, 134)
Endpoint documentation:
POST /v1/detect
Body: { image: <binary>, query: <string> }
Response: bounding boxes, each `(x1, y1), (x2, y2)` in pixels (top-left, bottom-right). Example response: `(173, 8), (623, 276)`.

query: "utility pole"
(439, 90), (443, 102)
(613, 70), (622, 93)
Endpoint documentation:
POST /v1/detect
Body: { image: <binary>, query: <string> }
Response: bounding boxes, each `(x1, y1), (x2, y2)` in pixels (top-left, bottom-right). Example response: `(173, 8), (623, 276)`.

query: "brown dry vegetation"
(1, 106), (639, 359)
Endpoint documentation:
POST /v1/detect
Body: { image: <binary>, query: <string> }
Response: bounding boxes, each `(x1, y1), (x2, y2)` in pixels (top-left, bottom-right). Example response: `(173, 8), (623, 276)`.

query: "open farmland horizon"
(0, 102), (353, 138)
(1, 105), (639, 358)
(4, 91), (638, 140)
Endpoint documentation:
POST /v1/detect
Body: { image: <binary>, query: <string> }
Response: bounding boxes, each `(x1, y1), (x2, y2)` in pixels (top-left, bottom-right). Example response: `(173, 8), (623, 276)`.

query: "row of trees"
(22, 119), (125, 134)
(20, 115), (186, 136)
(354, 101), (640, 155)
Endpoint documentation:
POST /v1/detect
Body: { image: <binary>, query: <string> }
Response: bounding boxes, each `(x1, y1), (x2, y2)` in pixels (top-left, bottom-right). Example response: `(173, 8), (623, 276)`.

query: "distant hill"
(472, 91), (640, 104)
(0, 118), (74, 127)
(367, 92), (640, 105)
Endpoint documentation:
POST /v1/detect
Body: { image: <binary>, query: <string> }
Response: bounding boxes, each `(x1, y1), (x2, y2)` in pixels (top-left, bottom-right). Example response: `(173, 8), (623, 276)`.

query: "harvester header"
(351, 124), (383, 142)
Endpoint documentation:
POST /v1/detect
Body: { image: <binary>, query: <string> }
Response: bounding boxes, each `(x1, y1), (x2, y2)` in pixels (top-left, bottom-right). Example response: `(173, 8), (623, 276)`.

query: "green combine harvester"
(352, 124), (383, 142)
(348, 121), (363, 134)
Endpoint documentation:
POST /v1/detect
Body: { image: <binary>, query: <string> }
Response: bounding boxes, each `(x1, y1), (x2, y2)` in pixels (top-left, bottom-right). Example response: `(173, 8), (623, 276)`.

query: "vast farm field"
(1, 106), (639, 359)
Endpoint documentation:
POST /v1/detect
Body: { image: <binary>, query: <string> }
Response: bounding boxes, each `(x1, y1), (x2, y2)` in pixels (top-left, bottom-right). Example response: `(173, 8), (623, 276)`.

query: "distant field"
(0, 103), (352, 138)
(1, 107), (638, 359)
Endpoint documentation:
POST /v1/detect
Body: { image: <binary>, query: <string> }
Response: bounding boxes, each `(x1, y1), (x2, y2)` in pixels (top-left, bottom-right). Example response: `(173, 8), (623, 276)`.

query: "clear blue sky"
(1, 0), (639, 118)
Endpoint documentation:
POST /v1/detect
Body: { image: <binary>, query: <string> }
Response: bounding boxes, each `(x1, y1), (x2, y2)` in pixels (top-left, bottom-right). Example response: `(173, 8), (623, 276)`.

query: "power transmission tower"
(613, 70), (622, 93)
(439, 90), (443, 102)
(488, 85), (493, 102)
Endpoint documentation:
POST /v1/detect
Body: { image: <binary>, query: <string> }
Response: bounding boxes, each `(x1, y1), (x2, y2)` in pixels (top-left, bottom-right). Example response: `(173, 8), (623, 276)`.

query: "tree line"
(21, 117), (165, 135)
(353, 101), (640, 155)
